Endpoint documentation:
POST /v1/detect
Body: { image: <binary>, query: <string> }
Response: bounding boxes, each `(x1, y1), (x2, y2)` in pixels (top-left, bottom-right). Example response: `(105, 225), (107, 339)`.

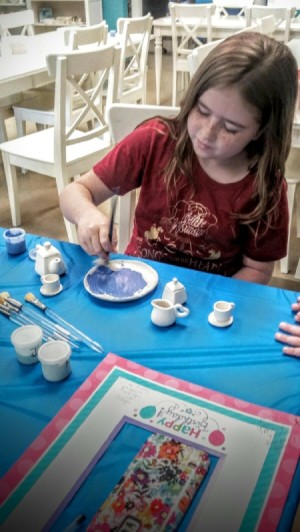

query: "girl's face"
(187, 85), (261, 164)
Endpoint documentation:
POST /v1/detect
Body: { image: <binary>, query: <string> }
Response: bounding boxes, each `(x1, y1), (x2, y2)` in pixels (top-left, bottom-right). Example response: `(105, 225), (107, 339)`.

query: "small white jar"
(11, 325), (43, 365)
(38, 340), (71, 382)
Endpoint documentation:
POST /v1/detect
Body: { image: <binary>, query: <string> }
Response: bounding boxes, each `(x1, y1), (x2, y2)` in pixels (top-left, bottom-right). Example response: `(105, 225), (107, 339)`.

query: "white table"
(153, 15), (300, 105)
(0, 32), (69, 100)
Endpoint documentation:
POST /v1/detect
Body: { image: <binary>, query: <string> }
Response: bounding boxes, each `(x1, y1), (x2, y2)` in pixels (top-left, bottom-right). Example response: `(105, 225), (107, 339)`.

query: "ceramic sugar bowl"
(162, 277), (187, 305)
(35, 241), (67, 276)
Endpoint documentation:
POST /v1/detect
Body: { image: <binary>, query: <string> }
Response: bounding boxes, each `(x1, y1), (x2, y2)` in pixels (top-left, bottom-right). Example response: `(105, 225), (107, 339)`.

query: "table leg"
(155, 34), (162, 105)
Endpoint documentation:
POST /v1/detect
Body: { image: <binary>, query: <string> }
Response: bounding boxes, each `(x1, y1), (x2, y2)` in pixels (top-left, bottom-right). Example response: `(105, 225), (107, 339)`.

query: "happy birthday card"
(0, 353), (299, 531)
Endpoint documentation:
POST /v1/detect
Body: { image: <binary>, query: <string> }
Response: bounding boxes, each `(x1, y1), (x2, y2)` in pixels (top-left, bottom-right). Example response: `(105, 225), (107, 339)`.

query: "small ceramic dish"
(84, 259), (158, 302)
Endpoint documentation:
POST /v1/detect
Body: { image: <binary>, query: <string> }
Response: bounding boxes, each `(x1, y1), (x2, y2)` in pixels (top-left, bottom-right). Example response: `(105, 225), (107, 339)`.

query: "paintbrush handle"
(109, 196), (118, 243)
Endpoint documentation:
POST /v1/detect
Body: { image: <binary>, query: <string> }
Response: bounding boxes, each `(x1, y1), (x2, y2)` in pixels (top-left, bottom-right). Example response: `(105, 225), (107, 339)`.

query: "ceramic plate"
(84, 259), (159, 302)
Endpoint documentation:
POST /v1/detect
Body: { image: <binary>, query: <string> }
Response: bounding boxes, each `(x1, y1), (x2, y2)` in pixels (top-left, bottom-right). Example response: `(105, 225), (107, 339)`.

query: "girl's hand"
(291, 296), (300, 317)
(76, 210), (117, 258)
(275, 321), (300, 358)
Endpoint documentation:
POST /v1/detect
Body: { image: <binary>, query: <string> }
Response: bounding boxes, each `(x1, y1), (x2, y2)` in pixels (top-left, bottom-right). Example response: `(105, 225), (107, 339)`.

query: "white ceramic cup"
(11, 325), (43, 364)
(151, 298), (190, 327)
(40, 273), (61, 295)
(38, 340), (71, 382)
(213, 301), (235, 323)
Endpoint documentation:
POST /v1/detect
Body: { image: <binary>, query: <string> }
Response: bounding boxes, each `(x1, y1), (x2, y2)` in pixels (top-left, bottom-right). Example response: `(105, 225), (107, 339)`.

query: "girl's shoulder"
(135, 117), (173, 136)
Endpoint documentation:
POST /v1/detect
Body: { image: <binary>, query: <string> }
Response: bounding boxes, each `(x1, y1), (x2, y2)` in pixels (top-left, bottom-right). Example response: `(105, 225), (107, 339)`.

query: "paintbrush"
(93, 195), (118, 268)
(24, 292), (104, 353)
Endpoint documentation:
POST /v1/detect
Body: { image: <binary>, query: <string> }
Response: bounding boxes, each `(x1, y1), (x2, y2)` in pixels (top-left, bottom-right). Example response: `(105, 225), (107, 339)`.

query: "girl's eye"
(198, 105), (209, 116)
(224, 124), (239, 134)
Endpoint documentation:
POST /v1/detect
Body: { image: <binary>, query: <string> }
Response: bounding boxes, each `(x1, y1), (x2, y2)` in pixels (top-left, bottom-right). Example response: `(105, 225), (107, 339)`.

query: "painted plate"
(84, 259), (159, 302)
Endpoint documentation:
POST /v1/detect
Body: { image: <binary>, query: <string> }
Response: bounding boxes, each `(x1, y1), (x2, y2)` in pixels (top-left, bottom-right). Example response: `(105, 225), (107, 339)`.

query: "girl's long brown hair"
(160, 32), (298, 230)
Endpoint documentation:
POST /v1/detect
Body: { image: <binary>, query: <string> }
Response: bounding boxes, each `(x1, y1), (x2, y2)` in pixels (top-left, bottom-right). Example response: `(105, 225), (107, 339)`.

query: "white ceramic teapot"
(35, 242), (67, 276)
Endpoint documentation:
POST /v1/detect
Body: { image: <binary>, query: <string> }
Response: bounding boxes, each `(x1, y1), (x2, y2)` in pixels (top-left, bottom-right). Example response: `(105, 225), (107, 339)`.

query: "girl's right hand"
(76, 209), (117, 258)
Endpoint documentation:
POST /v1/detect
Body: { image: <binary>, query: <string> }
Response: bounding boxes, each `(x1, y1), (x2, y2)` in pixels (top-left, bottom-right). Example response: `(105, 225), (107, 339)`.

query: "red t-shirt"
(93, 119), (288, 276)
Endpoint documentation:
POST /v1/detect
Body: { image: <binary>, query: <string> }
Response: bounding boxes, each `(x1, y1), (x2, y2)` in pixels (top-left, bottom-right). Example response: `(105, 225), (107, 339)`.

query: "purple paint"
(3, 228), (26, 255)
(87, 266), (147, 298)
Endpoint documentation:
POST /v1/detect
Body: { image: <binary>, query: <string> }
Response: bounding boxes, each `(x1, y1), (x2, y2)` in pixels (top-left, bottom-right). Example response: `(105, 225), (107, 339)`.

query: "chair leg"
(64, 218), (79, 244)
(280, 182), (296, 274)
(2, 151), (21, 226)
(14, 108), (26, 138)
(297, 186), (300, 238)
(0, 118), (8, 143)
(172, 62), (177, 107)
(295, 259), (300, 279)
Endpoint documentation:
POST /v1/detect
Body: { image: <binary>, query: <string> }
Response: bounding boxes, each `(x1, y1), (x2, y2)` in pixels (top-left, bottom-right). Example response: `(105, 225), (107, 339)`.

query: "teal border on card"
(0, 368), (291, 527)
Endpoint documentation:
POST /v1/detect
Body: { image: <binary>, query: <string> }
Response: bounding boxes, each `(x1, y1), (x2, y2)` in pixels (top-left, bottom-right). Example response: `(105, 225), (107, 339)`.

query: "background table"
(0, 229), (299, 530)
(153, 15), (300, 104)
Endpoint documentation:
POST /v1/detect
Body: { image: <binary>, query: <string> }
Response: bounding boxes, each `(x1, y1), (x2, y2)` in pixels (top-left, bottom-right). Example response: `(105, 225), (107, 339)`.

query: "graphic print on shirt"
(140, 200), (221, 264)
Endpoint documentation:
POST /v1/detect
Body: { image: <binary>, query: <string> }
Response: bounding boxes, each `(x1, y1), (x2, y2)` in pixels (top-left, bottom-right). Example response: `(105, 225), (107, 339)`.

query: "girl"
(60, 32), (298, 284)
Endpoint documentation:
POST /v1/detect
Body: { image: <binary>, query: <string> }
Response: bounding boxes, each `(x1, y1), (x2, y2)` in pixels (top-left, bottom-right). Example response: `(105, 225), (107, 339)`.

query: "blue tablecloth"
(0, 229), (299, 530)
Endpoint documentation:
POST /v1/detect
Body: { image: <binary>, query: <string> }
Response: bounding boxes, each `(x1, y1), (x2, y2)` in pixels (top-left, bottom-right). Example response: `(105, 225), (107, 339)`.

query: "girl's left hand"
(275, 321), (300, 357)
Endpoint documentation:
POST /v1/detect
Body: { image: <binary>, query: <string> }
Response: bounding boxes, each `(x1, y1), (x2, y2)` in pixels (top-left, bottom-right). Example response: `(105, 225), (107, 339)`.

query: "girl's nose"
(203, 118), (220, 140)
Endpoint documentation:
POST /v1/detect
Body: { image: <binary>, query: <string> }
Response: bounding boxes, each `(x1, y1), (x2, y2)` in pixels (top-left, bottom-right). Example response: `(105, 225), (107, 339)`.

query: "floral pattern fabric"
(87, 433), (210, 531)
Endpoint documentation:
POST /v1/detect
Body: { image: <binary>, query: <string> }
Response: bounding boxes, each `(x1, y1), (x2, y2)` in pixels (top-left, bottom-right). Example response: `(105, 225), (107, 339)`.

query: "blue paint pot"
(3, 228), (26, 255)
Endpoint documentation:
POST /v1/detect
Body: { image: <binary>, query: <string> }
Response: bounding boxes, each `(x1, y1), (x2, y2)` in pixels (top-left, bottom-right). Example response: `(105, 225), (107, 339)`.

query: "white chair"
(187, 17), (276, 79)
(116, 13), (153, 104)
(256, 14), (276, 35)
(107, 103), (180, 252)
(66, 22), (108, 49)
(245, 5), (296, 43)
(169, 2), (216, 106)
(188, 39), (223, 77)
(0, 10), (35, 145)
(235, 15), (276, 35)
(13, 22), (109, 137)
(0, 44), (121, 243)
(0, 9), (34, 37)
(213, 0), (254, 18)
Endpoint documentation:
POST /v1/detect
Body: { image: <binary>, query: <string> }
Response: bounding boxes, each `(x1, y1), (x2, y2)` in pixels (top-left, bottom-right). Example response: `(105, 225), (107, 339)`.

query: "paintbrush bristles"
(24, 292), (36, 302)
(25, 293), (47, 311)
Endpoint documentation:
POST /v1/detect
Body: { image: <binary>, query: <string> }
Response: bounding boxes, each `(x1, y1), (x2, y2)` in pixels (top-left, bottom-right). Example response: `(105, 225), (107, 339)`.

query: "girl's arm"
(59, 169), (116, 258)
(232, 255), (274, 285)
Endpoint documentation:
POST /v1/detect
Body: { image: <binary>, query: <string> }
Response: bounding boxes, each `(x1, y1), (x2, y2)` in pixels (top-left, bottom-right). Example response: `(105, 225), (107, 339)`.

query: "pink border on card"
(1, 353), (299, 531)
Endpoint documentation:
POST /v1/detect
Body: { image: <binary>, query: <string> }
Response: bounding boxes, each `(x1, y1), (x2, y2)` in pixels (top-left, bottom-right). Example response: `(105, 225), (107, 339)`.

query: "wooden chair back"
(188, 39), (223, 77)
(67, 21), (108, 49)
(213, 0), (254, 18)
(169, 2), (216, 105)
(46, 44), (120, 175)
(0, 9), (34, 37)
(245, 5), (296, 42)
(107, 103), (180, 252)
(116, 13), (153, 104)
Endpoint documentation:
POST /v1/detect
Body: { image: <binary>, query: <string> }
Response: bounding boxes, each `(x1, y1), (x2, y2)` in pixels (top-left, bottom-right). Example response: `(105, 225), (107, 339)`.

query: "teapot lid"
(36, 241), (60, 259)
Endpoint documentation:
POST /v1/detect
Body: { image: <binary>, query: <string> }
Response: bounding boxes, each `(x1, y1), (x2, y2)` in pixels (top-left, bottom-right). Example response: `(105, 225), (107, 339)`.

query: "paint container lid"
(11, 325), (43, 364)
(38, 340), (71, 365)
(11, 324), (43, 350)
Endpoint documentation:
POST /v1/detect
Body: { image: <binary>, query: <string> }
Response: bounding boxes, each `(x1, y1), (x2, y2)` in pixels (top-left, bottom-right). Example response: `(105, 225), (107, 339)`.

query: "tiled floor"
(1, 49), (300, 291)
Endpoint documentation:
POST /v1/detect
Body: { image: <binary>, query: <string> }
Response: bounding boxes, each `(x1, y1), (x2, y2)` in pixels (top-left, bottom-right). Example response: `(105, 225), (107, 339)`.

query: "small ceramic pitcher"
(151, 298), (189, 327)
